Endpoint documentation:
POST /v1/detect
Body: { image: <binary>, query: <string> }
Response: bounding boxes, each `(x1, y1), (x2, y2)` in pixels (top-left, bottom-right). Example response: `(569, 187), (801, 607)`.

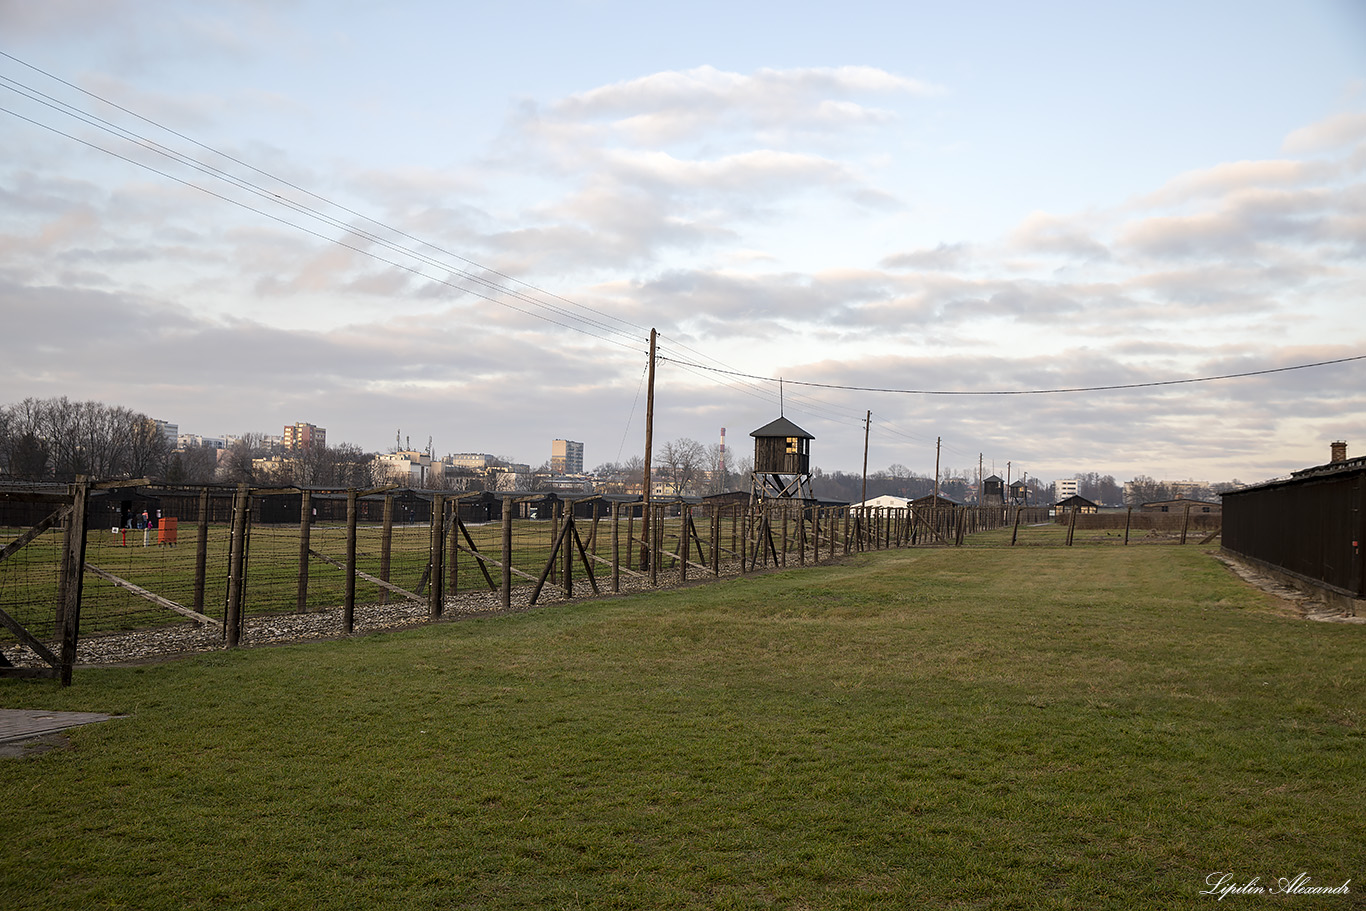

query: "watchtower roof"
(750, 416), (814, 440)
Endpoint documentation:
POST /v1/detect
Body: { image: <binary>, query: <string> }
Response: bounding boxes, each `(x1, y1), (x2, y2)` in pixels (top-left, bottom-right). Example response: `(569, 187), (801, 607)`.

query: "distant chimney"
(1331, 440), (1347, 463)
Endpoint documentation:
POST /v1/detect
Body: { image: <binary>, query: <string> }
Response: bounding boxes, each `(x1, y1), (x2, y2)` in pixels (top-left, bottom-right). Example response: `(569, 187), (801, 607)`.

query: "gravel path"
(2, 558), (768, 668)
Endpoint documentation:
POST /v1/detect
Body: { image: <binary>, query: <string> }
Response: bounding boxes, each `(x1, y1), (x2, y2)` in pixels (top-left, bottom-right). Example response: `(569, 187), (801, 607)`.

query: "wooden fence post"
(680, 505), (690, 583)
(379, 494), (393, 604)
(343, 489), (358, 633)
(56, 476), (90, 686)
(1124, 506), (1133, 546)
(448, 501), (460, 596)
(193, 487), (210, 616)
(780, 503), (789, 566)
(296, 489), (312, 613)
(829, 506), (837, 557)
(650, 504), (661, 586)
(739, 504), (748, 574)
(562, 504), (574, 598)
(811, 507), (821, 562)
(611, 501), (621, 593)
(715, 502), (726, 573)
(429, 495), (446, 619)
(225, 483), (250, 647)
(1180, 503), (1192, 545)
(501, 501), (513, 611)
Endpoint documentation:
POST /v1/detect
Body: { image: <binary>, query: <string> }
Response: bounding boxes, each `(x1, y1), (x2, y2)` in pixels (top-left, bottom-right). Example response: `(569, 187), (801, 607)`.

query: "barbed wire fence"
(3, 480), (1215, 682)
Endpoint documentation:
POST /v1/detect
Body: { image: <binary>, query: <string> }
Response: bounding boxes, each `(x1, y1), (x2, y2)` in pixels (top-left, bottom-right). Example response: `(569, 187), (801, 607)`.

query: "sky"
(2, 0), (1364, 486)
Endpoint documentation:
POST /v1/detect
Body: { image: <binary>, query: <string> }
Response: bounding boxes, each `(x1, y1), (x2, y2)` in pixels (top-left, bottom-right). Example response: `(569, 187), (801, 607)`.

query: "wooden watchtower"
(749, 416), (815, 504)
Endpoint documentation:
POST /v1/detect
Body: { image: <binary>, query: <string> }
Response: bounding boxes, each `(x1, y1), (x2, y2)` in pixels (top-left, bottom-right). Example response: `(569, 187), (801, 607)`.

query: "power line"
(655, 353), (1366, 396)
(1, 100), (653, 355)
(0, 53), (647, 350)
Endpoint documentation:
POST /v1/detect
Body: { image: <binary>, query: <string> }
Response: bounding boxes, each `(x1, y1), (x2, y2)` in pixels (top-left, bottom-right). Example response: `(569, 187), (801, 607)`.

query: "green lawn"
(1, 546), (1361, 909)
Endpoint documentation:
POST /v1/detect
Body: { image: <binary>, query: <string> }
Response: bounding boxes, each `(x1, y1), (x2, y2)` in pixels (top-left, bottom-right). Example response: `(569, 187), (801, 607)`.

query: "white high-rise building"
(551, 439), (584, 474)
(155, 420), (178, 449)
(1057, 478), (1079, 501)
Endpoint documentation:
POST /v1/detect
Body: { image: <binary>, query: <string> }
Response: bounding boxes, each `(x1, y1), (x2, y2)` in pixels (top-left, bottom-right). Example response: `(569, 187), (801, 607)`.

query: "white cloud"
(550, 65), (941, 144)
(1137, 159), (1333, 207)
(1282, 111), (1366, 153)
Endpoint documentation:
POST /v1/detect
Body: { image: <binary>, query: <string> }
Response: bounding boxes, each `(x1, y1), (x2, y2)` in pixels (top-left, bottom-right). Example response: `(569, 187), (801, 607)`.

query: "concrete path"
(0, 709), (118, 746)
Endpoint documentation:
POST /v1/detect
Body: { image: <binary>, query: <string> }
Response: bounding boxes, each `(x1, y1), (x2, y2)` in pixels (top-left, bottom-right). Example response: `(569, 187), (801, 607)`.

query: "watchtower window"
(785, 437), (798, 454)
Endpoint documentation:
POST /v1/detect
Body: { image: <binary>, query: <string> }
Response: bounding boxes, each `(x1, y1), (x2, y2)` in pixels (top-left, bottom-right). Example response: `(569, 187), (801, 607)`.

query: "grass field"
(1, 545), (1362, 909)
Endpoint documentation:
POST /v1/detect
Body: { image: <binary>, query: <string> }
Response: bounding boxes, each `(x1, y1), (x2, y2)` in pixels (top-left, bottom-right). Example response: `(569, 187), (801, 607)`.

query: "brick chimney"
(1330, 440), (1347, 463)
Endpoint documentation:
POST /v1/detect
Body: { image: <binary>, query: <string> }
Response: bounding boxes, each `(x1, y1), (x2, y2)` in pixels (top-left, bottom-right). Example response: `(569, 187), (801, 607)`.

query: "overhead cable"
(656, 354), (1366, 396)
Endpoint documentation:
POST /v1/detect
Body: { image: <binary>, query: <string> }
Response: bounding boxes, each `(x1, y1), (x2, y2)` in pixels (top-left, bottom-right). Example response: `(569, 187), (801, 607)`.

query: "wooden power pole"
(860, 411), (870, 506)
(641, 328), (656, 570)
(934, 436), (941, 502)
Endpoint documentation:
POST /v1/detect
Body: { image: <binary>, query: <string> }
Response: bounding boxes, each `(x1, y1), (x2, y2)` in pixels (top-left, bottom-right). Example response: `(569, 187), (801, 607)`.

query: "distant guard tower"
(982, 474), (1005, 506)
(749, 416), (815, 505)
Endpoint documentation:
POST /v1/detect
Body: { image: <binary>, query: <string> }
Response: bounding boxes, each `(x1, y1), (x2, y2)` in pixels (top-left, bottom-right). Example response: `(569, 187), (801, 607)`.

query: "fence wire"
(2, 483), (1223, 677)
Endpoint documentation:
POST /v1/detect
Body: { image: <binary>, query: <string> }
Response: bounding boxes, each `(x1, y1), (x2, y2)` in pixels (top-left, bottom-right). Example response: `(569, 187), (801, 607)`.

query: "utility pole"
(934, 437), (941, 502)
(641, 328), (657, 570)
(979, 452), (983, 504)
(860, 411), (870, 507)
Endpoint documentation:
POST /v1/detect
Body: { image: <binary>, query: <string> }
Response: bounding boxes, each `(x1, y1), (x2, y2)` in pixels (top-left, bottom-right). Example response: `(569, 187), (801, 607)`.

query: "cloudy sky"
(2, 0), (1364, 486)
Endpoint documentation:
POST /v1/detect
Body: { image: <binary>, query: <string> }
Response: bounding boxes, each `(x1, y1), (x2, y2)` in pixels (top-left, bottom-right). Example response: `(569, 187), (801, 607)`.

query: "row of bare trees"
(170, 432), (375, 486)
(0, 398), (377, 487)
(591, 440), (754, 497)
(0, 397), (168, 481)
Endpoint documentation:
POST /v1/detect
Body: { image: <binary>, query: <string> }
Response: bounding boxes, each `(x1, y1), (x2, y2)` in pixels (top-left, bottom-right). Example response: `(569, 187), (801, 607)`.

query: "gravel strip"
(1, 556), (792, 667)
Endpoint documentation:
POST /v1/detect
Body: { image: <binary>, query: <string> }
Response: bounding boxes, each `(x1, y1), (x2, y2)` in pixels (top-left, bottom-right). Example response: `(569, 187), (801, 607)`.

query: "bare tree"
(217, 433), (267, 484)
(124, 415), (169, 478)
(165, 444), (220, 484)
(658, 437), (707, 496)
(0, 397), (170, 480)
(1124, 475), (1171, 506)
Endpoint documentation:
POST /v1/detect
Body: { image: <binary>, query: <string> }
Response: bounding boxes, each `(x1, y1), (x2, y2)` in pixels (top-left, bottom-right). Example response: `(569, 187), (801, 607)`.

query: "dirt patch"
(0, 732), (72, 759)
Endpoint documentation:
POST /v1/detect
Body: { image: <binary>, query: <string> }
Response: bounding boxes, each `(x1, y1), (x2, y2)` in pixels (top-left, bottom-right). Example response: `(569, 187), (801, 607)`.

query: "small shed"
(1056, 495), (1099, 515)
